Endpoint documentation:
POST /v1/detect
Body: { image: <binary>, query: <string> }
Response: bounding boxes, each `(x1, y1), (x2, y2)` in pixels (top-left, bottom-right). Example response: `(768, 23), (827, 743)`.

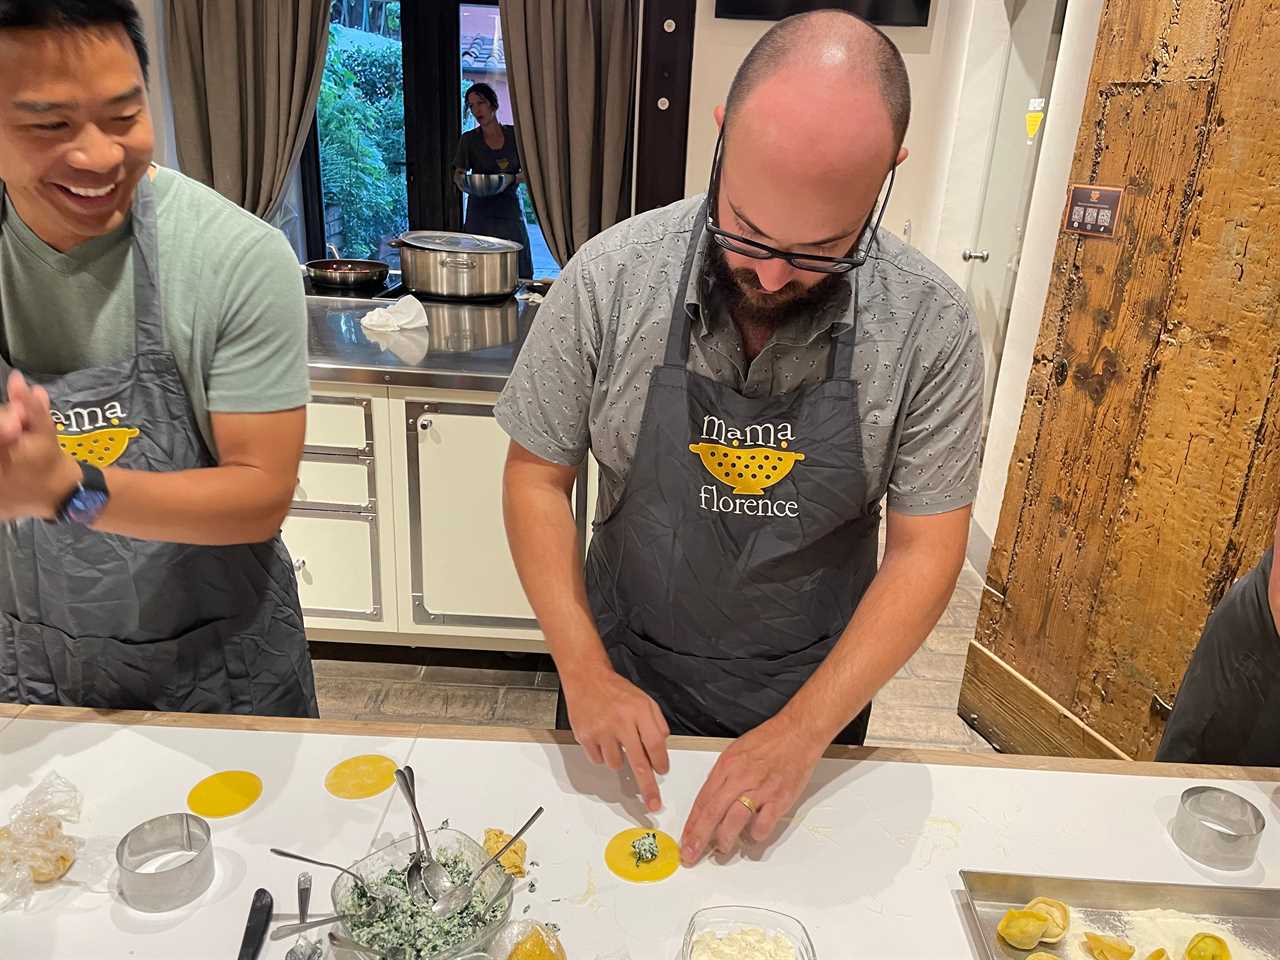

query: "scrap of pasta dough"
(0, 820), (76, 884)
(484, 827), (528, 877)
(1086, 932), (1137, 960)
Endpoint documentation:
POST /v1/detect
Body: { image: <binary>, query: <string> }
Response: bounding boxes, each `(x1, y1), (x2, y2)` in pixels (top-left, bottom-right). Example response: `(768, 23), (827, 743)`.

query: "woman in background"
(453, 82), (534, 278)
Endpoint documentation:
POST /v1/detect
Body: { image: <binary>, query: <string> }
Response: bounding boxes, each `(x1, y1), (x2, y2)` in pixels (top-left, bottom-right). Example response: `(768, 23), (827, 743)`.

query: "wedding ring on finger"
(737, 794), (758, 815)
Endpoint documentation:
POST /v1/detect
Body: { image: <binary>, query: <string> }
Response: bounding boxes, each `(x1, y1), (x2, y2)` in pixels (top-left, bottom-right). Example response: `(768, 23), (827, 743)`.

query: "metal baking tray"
(959, 870), (1280, 959)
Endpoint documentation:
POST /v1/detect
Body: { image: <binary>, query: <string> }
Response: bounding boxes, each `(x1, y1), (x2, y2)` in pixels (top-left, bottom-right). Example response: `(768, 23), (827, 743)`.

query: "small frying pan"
(306, 244), (390, 289)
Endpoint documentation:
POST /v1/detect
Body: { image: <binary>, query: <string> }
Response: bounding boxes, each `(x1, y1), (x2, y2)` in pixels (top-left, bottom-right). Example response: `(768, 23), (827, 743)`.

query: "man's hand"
(562, 664), (671, 812)
(0, 372), (81, 520)
(679, 711), (825, 866)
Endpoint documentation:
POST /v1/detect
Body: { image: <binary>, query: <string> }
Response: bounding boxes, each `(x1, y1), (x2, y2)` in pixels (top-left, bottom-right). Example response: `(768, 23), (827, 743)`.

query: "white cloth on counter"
(359, 295), (428, 332)
(365, 327), (431, 366)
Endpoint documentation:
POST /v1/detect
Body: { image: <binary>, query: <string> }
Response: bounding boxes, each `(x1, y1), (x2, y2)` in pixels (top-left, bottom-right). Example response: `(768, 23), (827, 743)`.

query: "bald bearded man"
(498, 11), (983, 861)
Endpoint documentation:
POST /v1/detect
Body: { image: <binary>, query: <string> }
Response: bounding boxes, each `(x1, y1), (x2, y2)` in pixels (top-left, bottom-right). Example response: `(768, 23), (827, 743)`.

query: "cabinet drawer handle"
(293, 558), (307, 573)
(417, 415), (433, 432)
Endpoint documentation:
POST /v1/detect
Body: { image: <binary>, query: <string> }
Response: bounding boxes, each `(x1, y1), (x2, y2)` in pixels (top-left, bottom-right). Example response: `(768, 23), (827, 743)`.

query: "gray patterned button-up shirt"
(496, 195), (984, 522)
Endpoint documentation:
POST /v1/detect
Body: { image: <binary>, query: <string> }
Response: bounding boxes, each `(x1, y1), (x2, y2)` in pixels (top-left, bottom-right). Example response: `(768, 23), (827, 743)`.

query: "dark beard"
(705, 240), (851, 331)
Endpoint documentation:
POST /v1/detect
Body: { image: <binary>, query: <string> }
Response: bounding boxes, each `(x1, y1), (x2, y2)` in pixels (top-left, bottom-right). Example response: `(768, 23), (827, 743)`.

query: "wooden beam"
(960, 642), (1129, 761)
(977, 0), (1280, 759)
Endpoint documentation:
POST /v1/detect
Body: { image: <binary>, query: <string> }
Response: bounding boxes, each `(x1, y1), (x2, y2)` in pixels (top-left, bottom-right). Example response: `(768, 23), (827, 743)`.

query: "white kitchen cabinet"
(405, 401), (537, 625)
(284, 384), (399, 633)
(294, 455), (374, 510)
(290, 384), (588, 651)
(282, 511), (379, 619)
(304, 396), (372, 452)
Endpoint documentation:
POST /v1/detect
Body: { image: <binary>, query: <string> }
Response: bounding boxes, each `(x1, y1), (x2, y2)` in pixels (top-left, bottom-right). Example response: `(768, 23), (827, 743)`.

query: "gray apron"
(1157, 548), (1279, 766)
(572, 210), (879, 744)
(459, 126), (535, 278)
(0, 176), (318, 717)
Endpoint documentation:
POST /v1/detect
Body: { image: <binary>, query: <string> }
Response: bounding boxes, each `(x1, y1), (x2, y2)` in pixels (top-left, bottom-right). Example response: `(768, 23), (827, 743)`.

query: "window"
(459, 3), (558, 279)
(314, 2), (409, 267)
(302, 2), (558, 279)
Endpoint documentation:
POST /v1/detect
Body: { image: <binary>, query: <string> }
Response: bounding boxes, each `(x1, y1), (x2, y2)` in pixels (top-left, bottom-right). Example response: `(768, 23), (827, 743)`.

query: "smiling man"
(498, 11), (982, 864)
(0, 0), (317, 716)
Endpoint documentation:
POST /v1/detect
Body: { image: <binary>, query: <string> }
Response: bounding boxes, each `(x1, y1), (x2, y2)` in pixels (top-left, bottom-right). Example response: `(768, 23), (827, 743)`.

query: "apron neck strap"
(129, 171), (165, 354)
(828, 270), (859, 378)
(0, 184), (10, 372)
(664, 204), (708, 367)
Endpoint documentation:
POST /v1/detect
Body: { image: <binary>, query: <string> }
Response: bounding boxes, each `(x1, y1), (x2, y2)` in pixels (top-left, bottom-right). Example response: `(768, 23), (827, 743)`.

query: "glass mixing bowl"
(331, 830), (512, 959)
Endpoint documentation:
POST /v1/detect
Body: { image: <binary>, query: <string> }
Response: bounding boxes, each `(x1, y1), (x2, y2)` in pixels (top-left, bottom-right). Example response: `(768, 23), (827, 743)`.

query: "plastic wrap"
(0, 771), (83, 910)
(488, 920), (568, 960)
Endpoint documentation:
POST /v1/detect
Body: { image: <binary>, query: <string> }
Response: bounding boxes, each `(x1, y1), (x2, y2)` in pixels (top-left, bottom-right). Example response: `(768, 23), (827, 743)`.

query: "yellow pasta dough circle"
(187, 770), (262, 818)
(324, 754), (397, 800)
(603, 827), (679, 883)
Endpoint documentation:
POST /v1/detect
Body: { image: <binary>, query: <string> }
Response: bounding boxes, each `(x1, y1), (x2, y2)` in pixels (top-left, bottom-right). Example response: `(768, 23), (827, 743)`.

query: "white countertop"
(1, 709), (1277, 960)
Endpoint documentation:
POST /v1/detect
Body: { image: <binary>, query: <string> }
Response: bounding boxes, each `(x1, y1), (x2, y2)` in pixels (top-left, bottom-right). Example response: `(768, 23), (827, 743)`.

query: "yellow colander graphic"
(56, 427), (140, 467)
(688, 442), (805, 495)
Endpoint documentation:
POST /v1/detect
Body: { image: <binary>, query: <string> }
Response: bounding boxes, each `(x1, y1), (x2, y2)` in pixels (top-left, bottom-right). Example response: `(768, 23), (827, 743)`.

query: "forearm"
(781, 524), (966, 745)
(503, 468), (610, 683)
(95, 464), (294, 545)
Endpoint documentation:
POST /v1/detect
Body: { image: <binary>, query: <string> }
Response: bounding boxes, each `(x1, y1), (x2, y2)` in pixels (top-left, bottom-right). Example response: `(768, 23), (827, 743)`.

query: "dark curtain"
(165, 0), (329, 219)
(500, 0), (639, 264)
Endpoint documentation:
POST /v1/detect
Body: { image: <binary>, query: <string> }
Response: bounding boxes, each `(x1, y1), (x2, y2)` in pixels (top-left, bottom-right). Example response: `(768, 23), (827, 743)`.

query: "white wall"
(136, 0), (179, 169)
(969, 0), (1105, 570)
(683, 0), (968, 257)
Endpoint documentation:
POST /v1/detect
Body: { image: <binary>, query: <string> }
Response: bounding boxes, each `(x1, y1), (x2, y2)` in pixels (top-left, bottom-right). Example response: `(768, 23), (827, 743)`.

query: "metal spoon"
(404, 765), (453, 895)
(428, 806), (544, 920)
(394, 767), (455, 901)
(272, 912), (364, 941)
(283, 873), (314, 960)
(269, 848), (382, 906)
(395, 767), (431, 904)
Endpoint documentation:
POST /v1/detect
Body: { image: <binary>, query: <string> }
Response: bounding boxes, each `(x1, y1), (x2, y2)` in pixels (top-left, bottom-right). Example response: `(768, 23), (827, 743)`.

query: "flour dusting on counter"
(1063, 909), (1270, 960)
(690, 927), (798, 960)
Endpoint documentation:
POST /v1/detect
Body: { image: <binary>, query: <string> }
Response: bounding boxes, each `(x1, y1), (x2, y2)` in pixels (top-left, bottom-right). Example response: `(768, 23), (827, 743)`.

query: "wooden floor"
(312, 561), (993, 754)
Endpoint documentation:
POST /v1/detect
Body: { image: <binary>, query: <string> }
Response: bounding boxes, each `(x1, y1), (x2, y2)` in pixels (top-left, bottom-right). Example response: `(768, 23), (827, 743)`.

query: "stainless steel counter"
(305, 288), (537, 393)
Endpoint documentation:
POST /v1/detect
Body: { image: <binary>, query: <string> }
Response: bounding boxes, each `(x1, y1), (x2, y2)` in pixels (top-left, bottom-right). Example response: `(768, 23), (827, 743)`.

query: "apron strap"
(0, 184), (12, 377)
(129, 172), (165, 355)
(663, 203), (708, 368)
(828, 268), (860, 378)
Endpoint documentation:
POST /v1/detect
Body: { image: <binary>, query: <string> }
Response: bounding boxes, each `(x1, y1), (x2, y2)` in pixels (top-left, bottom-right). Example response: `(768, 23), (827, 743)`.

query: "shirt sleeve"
(494, 250), (602, 465)
(205, 228), (310, 414)
(888, 301), (985, 515)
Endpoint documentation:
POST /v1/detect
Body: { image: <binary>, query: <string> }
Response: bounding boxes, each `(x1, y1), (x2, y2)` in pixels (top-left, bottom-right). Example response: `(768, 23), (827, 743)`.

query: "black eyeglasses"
(705, 126), (895, 274)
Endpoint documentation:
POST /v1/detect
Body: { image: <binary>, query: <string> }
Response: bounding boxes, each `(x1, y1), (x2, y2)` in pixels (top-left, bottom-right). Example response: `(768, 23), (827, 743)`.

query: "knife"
(237, 887), (274, 960)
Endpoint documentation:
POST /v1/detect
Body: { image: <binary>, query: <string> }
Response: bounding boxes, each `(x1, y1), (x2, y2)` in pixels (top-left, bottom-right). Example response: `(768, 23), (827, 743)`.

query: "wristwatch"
(54, 461), (110, 526)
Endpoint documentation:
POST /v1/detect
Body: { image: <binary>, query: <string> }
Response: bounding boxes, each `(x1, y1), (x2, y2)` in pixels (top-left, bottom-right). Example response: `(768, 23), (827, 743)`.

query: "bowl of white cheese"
(682, 905), (816, 960)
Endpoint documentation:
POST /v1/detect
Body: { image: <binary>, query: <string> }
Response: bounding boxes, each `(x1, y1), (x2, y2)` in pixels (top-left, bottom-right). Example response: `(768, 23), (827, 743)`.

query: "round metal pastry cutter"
(1170, 785), (1265, 871)
(116, 812), (216, 912)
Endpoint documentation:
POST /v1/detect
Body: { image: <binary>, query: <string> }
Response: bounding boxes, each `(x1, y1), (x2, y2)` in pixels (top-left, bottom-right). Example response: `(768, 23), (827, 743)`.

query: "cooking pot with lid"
(389, 230), (521, 299)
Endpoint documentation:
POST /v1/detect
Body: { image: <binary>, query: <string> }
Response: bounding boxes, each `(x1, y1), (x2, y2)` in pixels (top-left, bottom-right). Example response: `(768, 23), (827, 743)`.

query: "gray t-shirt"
(0, 166), (309, 457)
(495, 194), (984, 521)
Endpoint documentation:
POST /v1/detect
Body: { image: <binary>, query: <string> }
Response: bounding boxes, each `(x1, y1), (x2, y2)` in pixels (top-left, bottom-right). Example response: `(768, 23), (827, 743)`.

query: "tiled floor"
(311, 562), (992, 754)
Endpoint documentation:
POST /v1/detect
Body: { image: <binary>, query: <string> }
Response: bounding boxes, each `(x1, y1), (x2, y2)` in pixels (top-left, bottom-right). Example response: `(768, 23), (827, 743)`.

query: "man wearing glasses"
(497, 11), (983, 861)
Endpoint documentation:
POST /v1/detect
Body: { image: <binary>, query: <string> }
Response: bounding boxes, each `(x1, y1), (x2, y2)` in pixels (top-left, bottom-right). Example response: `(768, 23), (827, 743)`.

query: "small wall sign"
(1063, 184), (1124, 238)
